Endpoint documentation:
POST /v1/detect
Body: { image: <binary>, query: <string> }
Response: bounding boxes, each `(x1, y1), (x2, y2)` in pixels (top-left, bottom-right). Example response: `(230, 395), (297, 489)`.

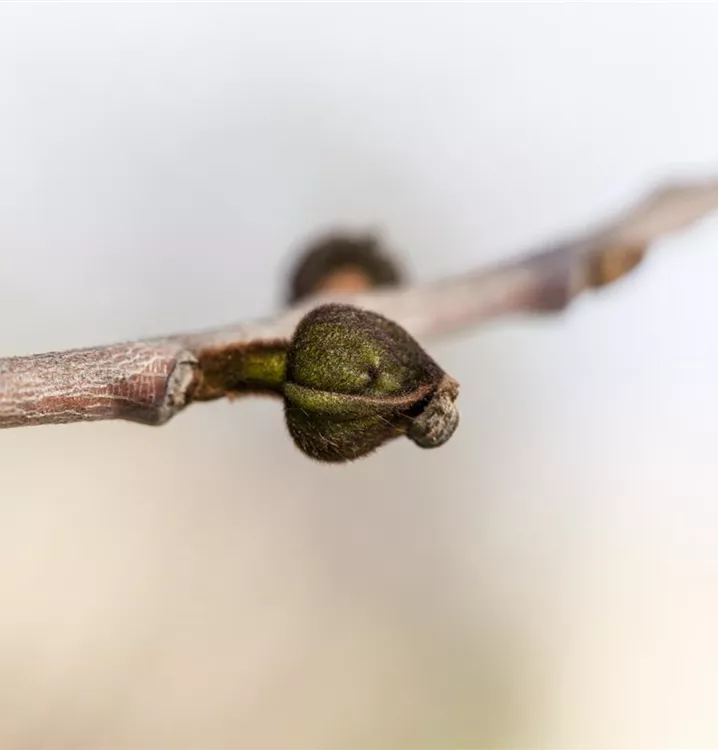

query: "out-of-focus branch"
(1, 176), (717, 443)
(341, 178), (718, 341)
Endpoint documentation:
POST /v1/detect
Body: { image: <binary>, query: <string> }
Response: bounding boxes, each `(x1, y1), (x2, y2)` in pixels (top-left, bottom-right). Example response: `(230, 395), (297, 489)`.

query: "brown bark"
(2, 176), (717, 430)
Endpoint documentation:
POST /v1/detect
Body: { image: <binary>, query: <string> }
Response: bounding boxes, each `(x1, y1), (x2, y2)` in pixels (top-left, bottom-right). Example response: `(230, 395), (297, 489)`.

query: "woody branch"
(1, 176), (717, 431)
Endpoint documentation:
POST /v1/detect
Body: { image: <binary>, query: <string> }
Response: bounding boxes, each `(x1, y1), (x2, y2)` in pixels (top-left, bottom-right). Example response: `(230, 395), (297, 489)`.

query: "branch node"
(155, 354), (200, 425)
(587, 243), (647, 289)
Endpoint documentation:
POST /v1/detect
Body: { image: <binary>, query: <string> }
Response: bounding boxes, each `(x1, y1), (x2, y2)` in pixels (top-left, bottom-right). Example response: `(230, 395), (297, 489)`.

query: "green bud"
(284, 304), (459, 462)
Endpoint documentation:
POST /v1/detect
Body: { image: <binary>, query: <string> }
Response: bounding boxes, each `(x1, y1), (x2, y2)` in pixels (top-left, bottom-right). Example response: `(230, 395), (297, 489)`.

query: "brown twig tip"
(285, 232), (404, 304)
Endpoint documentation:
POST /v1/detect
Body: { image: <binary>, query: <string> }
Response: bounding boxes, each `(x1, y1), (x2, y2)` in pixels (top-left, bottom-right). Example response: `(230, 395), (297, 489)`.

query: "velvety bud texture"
(284, 304), (459, 462)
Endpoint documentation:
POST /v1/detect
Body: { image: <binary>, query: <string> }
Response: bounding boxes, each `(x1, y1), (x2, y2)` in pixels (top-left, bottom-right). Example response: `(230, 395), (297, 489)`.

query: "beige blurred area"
(2, 4), (718, 748)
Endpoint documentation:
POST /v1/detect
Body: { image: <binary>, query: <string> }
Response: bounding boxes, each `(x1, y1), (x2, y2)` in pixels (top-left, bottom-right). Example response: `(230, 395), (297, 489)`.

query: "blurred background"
(2, 3), (718, 748)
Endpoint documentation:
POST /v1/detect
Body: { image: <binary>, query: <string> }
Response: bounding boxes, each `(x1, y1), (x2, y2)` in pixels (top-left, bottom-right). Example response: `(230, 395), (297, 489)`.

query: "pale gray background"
(1, 3), (718, 748)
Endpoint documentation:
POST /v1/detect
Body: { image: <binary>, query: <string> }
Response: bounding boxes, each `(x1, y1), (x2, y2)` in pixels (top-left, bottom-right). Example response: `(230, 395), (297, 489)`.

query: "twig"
(344, 178), (718, 340)
(1, 176), (717, 460)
